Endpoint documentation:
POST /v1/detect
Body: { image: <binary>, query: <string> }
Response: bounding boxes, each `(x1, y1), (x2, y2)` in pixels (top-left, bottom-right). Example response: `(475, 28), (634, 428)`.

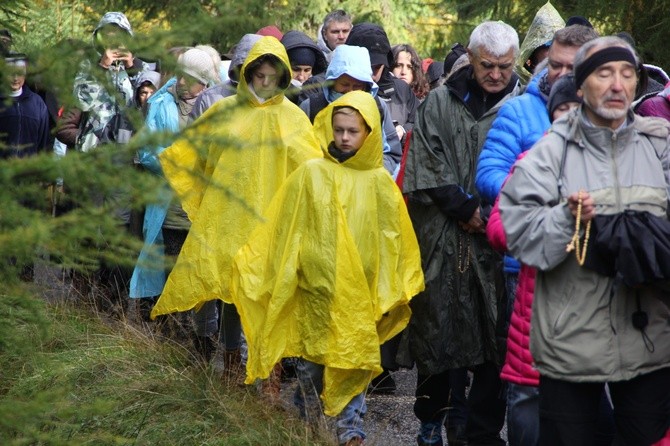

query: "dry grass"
(0, 279), (334, 446)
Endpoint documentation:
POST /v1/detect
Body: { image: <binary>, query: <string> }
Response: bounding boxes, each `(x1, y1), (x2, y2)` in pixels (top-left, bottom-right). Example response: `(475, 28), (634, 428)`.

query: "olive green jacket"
(400, 71), (519, 375)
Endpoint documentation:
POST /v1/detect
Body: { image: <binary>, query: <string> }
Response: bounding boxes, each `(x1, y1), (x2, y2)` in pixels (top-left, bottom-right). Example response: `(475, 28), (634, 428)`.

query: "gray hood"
(230, 34), (262, 82)
(316, 24), (334, 62)
(134, 70), (161, 92)
(93, 12), (133, 38)
(91, 11), (133, 55)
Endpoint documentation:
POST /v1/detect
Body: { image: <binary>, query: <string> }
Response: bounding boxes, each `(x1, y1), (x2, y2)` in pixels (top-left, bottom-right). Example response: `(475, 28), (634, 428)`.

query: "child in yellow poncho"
(230, 90), (424, 445)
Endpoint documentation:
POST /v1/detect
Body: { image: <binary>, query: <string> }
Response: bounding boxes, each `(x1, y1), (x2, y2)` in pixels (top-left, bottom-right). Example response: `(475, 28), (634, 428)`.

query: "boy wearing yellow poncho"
(230, 90), (424, 446)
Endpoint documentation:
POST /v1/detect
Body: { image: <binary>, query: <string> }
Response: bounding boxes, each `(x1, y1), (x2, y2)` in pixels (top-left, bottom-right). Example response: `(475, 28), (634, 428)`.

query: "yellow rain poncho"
(150, 37), (322, 318)
(230, 91), (425, 415)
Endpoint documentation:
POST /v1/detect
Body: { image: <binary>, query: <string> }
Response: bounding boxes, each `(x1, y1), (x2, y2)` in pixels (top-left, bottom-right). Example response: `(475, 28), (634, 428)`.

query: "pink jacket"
(486, 151), (540, 387)
(637, 85), (670, 122)
(652, 429), (670, 446)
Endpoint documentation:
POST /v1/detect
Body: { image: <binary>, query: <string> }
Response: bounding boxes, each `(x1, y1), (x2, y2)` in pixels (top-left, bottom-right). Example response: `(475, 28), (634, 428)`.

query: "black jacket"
(0, 85), (49, 158)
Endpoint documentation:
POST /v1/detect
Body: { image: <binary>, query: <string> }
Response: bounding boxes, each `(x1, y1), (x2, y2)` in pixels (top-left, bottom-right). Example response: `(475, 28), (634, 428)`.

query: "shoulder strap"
(374, 96), (385, 125)
(308, 94), (329, 123)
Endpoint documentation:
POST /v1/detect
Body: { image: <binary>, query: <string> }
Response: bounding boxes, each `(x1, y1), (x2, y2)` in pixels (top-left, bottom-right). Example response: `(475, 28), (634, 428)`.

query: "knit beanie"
(195, 44), (222, 77)
(178, 48), (218, 86)
(256, 25), (283, 40)
(547, 74), (581, 117)
(287, 47), (316, 67)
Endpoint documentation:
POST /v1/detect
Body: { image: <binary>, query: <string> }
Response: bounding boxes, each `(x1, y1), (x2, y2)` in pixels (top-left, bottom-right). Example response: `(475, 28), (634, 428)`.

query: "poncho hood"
(314, 90), (383, 171)
(516, 2), (565, 83)
(230, 34), (262, 82)
(93, 11), (133, 37)
(134, 70), (161, 93)
(237, 36), (292, 106)
(92, 12), (133, 54)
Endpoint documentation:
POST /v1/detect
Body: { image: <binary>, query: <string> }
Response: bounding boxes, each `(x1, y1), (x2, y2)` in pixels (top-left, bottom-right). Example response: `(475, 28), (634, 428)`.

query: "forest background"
(0, 0), (668, 443)
(1, 0), (668, 71)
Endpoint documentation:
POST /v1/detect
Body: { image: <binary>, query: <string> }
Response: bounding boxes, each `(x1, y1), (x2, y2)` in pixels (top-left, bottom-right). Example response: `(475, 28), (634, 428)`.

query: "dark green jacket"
(400, 67), (519, 375)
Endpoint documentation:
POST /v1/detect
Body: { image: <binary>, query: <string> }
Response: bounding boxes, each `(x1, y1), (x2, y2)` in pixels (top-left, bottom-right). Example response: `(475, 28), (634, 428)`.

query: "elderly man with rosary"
(499, 36), (670, 445)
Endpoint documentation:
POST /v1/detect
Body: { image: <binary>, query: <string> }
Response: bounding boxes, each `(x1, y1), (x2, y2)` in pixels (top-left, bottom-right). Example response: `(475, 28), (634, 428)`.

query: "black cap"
(345, 23), (393, 68)
(443, 42), (467, 76)
(566, 16), (593, 28)
(426, 61), (444, 84)
(287, 47), (316, 67)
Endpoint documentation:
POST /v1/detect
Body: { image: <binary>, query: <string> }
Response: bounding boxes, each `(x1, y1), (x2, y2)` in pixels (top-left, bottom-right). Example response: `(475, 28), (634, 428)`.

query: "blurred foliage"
(1, 0), (669, 71)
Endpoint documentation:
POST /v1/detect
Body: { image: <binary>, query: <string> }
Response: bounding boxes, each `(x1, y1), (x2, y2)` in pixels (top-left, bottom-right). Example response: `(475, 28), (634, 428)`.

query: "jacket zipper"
(610, 132), (622, 212)
(16, 101), (22, 156)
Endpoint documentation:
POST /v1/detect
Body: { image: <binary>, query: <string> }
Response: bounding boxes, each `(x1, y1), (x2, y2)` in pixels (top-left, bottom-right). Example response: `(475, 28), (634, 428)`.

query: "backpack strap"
(308, 93), (329, 123)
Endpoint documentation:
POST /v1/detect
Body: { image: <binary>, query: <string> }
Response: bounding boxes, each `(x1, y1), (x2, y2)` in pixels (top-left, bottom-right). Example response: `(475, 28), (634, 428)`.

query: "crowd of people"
(2, 3), (670, 446)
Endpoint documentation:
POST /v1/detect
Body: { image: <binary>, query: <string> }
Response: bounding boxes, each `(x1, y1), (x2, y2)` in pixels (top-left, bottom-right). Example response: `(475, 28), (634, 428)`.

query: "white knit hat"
(178, 48), (217, 86)
(195, 44), (222, 75)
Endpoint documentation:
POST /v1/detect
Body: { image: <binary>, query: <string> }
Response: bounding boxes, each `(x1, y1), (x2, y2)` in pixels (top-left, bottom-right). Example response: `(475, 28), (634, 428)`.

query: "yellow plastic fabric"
(230, 91), (425, 416)
(151, 36), (322, 318)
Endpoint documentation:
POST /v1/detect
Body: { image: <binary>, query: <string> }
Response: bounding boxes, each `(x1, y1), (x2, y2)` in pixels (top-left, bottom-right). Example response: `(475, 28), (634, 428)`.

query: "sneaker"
(417, 422), (444, 446)
(368, 369), (396, 394)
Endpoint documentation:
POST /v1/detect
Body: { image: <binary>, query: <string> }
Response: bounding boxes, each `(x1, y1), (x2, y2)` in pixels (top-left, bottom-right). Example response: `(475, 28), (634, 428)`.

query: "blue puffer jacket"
(476, 70), (550, 274)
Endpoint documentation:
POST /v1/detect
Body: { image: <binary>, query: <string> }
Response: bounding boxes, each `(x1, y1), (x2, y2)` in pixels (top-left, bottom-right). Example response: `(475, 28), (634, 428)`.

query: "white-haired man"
(500, 36), (670, 445)
(474, 24), (598, 445)
(401, 21), (520, 446)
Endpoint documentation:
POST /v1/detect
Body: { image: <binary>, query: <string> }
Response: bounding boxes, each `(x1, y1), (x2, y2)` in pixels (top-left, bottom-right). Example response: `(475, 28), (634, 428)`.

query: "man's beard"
(584, 94), (629, 122)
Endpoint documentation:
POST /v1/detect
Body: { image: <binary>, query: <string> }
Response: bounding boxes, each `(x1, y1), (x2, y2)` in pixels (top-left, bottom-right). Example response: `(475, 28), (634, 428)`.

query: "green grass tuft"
(0, 295), (332, 445)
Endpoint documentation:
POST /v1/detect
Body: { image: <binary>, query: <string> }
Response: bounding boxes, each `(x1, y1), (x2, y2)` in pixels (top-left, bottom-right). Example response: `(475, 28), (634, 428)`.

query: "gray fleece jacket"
(499, 107), (670, 382)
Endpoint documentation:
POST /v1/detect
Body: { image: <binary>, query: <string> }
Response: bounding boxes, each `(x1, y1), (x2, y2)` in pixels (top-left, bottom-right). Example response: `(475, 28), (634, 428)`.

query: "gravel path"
(364, 368), (420, 445)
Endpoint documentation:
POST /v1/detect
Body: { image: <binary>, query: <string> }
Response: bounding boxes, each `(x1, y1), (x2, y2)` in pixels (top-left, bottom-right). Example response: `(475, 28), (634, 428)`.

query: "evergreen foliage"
(2, 1), (669, 67)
